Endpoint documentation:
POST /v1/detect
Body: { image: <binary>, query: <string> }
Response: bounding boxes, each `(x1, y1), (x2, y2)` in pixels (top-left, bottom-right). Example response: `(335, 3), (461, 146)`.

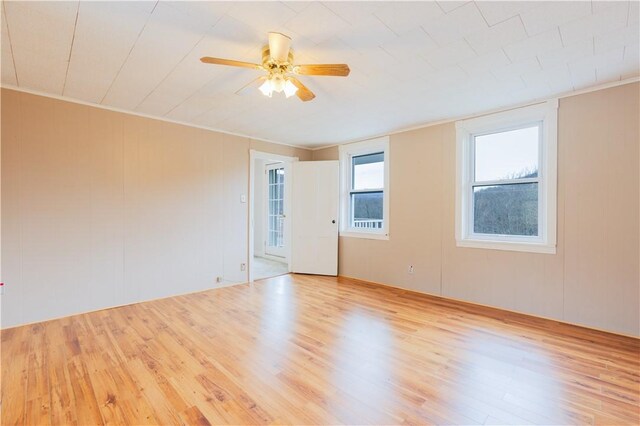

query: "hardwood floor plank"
(1, 274), (638, 425)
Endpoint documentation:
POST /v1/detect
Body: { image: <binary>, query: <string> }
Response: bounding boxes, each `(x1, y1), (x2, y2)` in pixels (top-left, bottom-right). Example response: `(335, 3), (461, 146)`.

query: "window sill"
(340, 231), (389, 241)
(456, 239), (556, 254)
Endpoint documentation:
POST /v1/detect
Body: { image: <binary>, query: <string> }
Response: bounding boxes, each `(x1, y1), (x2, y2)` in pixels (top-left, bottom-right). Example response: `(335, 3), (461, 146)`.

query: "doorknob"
(332, 220), (336, 224)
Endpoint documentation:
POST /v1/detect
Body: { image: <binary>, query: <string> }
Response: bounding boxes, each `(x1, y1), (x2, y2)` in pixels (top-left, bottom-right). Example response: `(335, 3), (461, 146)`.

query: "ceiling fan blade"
(294, 64), (350, 77)
(289, 77), (316, 102)
(235, 76), (267, 96)
(200, 57), (262, 70)
(268, 32), (292, 62)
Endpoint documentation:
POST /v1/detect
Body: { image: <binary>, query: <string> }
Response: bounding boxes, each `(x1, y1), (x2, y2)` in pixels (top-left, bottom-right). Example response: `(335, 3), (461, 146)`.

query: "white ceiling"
(2, 1), (638, 148)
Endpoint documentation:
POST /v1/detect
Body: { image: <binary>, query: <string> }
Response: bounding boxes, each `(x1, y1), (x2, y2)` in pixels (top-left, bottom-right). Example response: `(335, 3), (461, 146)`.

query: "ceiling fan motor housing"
(262, 46), (295, 74)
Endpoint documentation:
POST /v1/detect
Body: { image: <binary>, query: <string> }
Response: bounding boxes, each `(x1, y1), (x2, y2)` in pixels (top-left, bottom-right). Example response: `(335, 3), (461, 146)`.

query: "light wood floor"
(2, 274), (639, 425)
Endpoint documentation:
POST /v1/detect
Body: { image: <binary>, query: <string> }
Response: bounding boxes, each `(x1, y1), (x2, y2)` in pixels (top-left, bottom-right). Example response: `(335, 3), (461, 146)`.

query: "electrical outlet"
(408, 265), (414, 274)
(240, 263), (246, 271)
(240, 194), (247, 203)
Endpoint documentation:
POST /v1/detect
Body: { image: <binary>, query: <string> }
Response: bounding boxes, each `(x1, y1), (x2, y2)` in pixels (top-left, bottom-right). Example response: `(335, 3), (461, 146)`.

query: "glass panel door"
(265, 163), (286, 257)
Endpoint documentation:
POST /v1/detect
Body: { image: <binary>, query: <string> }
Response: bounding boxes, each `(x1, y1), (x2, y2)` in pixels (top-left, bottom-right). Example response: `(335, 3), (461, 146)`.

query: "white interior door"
(264, 163), (286, 258)
(290, 161), (339, 276)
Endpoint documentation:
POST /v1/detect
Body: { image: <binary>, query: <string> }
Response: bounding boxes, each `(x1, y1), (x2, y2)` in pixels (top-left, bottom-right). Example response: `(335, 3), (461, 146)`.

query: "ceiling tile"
(503, 28), (563, 63)
(163, 0), (233, 25)
(135, 15), (263, 116)
(4, 1), (78, 94)
(458, 49), (511, 75)
(64, 1), (154, 103)
(381, 28), (438, 60)
(280, 2), (312, 14)
(465, 16), (528, 55)
(335, 14), (398, 49)
(226, 1), (297, 36)
(424, 39), (477, 69)
(519, 1), (591, 36)
(346, 46), (401, 79)
(594, 22), (639, 54)
(475, 1), (540, 27)
(560, 1), (629, 46)
(568, 45), (627, 87)
(629, 0), (639, 25)
(374, 1), (444, 36)
(624, 43), (640, 64)
(322, 1), (383, 25)
(385, 56), (435, 81)
(284, 3), (350, 45)
(420, 64), (468, 89)
(437, 1), (470, 13)
(166, 94), (223, 123)
(102, 2), (213, 110)
(620, 44), (640, 79)
(569, 66), (597, 90)
(537, 38), (594, 68)
(303, 36), (357, 66)
(595, 62), (622, 84)
(1, 5), (17, 85)
(521, 63), (572, 92)
(422, 2), (488, 46)
(568, 46), (625, 73)
(591, 1), (629, 14)
(491, 57), (541, 80)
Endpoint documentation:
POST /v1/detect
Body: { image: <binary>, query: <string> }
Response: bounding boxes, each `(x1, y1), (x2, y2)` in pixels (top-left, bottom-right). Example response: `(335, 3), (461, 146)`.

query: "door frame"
(249, 150), (298, 282)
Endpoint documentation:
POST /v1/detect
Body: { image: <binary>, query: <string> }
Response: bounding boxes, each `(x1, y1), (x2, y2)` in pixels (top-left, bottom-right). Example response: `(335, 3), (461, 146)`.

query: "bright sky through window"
(475, 126), (539, 181)
(353, 156), (384, 190)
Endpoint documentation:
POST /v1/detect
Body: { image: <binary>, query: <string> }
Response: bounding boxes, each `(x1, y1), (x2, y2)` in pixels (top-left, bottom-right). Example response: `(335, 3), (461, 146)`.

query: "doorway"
(249, 151), (296, 281)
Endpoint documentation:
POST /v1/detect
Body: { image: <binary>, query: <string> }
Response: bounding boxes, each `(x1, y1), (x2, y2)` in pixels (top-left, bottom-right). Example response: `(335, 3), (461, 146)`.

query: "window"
(266, 165), (285, 253)
(456, 100), (558, 253)
(339, 137), (389, 239)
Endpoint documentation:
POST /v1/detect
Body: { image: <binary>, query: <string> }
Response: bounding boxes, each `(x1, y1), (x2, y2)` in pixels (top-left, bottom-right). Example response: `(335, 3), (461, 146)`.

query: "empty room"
(1, 1), (639, 425)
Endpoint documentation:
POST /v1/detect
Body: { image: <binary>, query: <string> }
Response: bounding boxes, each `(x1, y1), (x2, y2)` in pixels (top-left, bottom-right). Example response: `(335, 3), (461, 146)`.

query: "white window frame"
(455, 100), (558, 254)
(339, 137), (390, 240)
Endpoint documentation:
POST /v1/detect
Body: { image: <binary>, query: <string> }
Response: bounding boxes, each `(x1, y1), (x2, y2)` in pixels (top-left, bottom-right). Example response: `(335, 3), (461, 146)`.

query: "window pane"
(351, 191), (383, 229)
(352, 152), (384, 190)
(474, 125), (539, 182)
(473, 183), (538, 236)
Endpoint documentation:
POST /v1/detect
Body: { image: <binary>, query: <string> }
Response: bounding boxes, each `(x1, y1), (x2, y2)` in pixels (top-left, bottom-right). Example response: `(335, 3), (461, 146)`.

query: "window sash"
(351, 151), (385, 191)
(348, 152), (385, 224)
(350, 190), (384, 229)
(471, 121), (542, 185)
(468, 122), (544, 240)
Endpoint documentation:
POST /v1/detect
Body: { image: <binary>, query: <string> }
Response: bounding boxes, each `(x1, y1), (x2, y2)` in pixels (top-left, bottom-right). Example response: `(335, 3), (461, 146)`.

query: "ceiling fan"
(200, 32), (350, 102)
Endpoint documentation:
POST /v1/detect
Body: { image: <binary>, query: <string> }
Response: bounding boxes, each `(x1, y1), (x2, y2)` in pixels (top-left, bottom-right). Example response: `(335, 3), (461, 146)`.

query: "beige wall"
(311, 145), (339, 161)
(313, 82), (640, 336)
(253, 158), (266, 258)
(0, 88), (310, 328)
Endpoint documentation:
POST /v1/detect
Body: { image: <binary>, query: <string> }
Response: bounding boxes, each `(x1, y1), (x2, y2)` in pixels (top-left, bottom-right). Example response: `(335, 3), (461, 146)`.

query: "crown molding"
(0, 84), (311, 152)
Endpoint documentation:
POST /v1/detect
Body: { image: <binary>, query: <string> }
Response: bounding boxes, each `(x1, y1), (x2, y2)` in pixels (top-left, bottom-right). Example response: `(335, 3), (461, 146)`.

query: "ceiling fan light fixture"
(271, 75), (285, 93)
(259, 79), (273, 97)
(284, 79), (298, 98)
